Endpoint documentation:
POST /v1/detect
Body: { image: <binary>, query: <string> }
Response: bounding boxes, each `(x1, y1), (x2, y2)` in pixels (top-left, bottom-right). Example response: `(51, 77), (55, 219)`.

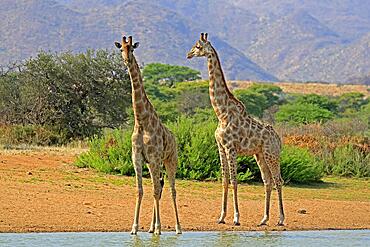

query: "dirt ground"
(0, 149), (369, 233)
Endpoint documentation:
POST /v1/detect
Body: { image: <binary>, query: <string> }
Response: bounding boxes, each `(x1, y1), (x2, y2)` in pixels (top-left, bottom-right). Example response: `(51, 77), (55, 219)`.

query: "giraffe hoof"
(257, 222), (267, 227)
(130, 230), (137, 235)
(148, 228), (154, 233)
(217, 220), (225, 224)
(276, 222), (285, 226)
(233, 222), (240, 226)
(176, 224), (182, 234)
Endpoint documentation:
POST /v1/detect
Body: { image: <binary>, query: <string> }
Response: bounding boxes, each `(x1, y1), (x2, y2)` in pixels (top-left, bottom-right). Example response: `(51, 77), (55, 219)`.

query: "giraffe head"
(187, 33), (213, 59)
(114, 35), (140, 66)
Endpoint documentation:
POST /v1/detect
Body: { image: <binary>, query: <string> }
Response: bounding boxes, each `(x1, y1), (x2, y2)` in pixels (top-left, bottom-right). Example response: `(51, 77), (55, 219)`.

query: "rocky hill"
(1, 0), (370, 83)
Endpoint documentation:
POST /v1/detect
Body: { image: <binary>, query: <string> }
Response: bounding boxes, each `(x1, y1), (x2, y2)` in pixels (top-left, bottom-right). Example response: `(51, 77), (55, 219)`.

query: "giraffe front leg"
(148, 162), (162, 235)
(131, 153), (143, 235)
(148, 205), (155, 233)
(225, 148), (240, 226)
(216, 141), (229, 224)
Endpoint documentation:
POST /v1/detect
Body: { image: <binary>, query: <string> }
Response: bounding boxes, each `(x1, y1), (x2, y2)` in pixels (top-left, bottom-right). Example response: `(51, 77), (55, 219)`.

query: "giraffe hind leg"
(255, 153), (273, 226)
(164, 157), (182, 234)
(264, 153), (285, 226)
(148, 172), (164, 233)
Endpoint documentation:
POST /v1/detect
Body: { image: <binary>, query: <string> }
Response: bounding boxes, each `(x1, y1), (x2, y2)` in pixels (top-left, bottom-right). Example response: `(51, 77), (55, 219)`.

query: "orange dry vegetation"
(229, 81), (370, 97)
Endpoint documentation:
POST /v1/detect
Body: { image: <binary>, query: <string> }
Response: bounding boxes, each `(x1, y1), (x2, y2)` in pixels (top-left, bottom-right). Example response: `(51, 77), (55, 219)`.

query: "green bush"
(76, 116), (325, 183)
(167, 116), (220, 180)
(276, 103), (334, 124)
(76, 129), (141, 176)
(234, 90), (267, 117)
(234, 83), (284, 118)
(337, 92), (368, 114)
(247, 83), (285, 107)
(142, 63), (201, 87)
(280, 145), (323, 183)
(295, 94), (338, 113)
(321, 145), (370, 177)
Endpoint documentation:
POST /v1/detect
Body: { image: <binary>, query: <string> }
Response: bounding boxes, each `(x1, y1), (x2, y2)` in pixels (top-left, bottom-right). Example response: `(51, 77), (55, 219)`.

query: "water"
(0, 230), (369, 247)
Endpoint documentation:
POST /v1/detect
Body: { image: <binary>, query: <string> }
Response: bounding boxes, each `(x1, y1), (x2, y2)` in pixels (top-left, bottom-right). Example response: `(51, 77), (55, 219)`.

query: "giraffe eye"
(196, 45), (201, 49)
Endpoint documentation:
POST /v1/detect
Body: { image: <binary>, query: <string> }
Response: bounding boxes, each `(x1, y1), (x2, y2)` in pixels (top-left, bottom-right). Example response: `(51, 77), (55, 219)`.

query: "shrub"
(234, 90), (267, 117)
(142, 63), (201, 87)
(276, 103), (334, 124)
(247, 83), (285, 107)
(337, 92), (368, 114)
(295, 94), (338, 113)
(168, 116), (220, 180)
(321, 145), (370, 177)
(280, 145), (323, 183)
(75, 129), (141, 176)
(76, 118), (325, 184)
(0, 124), (65, 146)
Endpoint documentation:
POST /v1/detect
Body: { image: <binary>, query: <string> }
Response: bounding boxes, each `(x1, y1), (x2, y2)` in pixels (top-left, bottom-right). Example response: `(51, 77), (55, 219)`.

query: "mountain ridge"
(1, 0), (370, 83)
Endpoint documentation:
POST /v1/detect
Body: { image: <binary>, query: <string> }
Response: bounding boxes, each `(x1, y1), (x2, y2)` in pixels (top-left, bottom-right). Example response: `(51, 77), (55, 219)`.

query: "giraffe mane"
(211, 45), (245, 111)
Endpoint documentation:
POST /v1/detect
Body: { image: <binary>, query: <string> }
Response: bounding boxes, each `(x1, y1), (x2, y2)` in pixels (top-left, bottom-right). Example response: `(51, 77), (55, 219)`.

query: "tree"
(295, 94), (338, 113)
(0, 50), (131, 141)
(276, 103), (334, 124)
(337, 92), (368, 114)
(142, 63), (201, 87)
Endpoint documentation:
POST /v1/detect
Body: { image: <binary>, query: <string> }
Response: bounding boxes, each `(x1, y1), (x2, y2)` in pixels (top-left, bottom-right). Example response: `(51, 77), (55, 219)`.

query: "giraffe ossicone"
(187, 33), (285, 226)
(115, 35), (182, 235)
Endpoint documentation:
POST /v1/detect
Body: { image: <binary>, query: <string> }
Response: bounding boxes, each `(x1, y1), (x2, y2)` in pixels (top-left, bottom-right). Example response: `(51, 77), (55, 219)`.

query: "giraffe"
(186, 33), (285, 226)
(115, 35), (182, 235)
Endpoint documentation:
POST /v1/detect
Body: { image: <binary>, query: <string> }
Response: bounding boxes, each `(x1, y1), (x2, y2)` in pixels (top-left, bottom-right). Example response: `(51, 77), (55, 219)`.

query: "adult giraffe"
(187, 33), (285, 226)
(115, 35), (182, 235)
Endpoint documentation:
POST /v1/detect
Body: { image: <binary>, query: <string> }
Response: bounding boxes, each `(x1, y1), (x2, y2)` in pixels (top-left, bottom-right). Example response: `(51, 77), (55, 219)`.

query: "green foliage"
(75, 129), (144, 176)
(337, 92), (368, 115)
(234, 83), (284, 118)
(280, 145), (323, 183)
(175, 81), (211, 116)
(0, 50), (131, 142)
(234, 90), (267, 117)
(321, 145), (370, 177)
(145, 80), (211, 122)
(168, 116), (219, 180)
(76, 117), (324, 183)
(142, 63), (201, 87)
(276, 103), (334, 124)
(295, 94), (338, 113)
(247, 83), (284, 107)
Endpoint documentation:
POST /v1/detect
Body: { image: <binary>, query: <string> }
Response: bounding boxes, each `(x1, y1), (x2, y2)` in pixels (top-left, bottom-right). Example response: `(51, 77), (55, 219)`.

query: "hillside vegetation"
(1, 0), (370, 83)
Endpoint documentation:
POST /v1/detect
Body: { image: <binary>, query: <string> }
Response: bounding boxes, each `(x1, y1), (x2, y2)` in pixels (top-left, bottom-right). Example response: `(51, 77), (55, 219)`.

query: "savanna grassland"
(0, 50), (369, 232)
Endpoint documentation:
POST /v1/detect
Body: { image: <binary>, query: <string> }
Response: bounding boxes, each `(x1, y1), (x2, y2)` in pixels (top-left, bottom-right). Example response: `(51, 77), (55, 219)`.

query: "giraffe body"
(187, 33), (285, 226)
(115, 36), (181, 235)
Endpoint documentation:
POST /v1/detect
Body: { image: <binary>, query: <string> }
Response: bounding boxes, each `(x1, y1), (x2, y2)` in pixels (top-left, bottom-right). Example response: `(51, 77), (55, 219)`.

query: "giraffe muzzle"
(186, 52), (194, 59)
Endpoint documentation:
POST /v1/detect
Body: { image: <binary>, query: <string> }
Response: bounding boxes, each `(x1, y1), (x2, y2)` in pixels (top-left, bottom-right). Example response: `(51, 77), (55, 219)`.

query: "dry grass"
(229, 81), (370, 97)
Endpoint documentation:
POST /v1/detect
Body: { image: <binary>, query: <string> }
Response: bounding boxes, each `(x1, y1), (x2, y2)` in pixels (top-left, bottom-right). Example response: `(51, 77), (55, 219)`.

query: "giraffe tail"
(159, 171), (164, 199)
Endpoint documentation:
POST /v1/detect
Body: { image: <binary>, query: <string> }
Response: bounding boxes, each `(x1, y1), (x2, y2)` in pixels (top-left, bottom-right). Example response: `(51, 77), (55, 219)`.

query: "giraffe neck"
(127, 56), (154, 123)
(207, 46), (245, 122)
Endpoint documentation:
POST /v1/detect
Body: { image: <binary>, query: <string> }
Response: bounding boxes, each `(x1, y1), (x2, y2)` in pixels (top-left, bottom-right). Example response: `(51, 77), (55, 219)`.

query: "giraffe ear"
(114, 42), (122, 49)
(133, 42), (140, 49)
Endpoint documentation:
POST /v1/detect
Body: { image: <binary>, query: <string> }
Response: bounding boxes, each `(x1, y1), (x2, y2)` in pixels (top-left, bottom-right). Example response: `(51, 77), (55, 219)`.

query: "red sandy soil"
(0, 149), (369, 233)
